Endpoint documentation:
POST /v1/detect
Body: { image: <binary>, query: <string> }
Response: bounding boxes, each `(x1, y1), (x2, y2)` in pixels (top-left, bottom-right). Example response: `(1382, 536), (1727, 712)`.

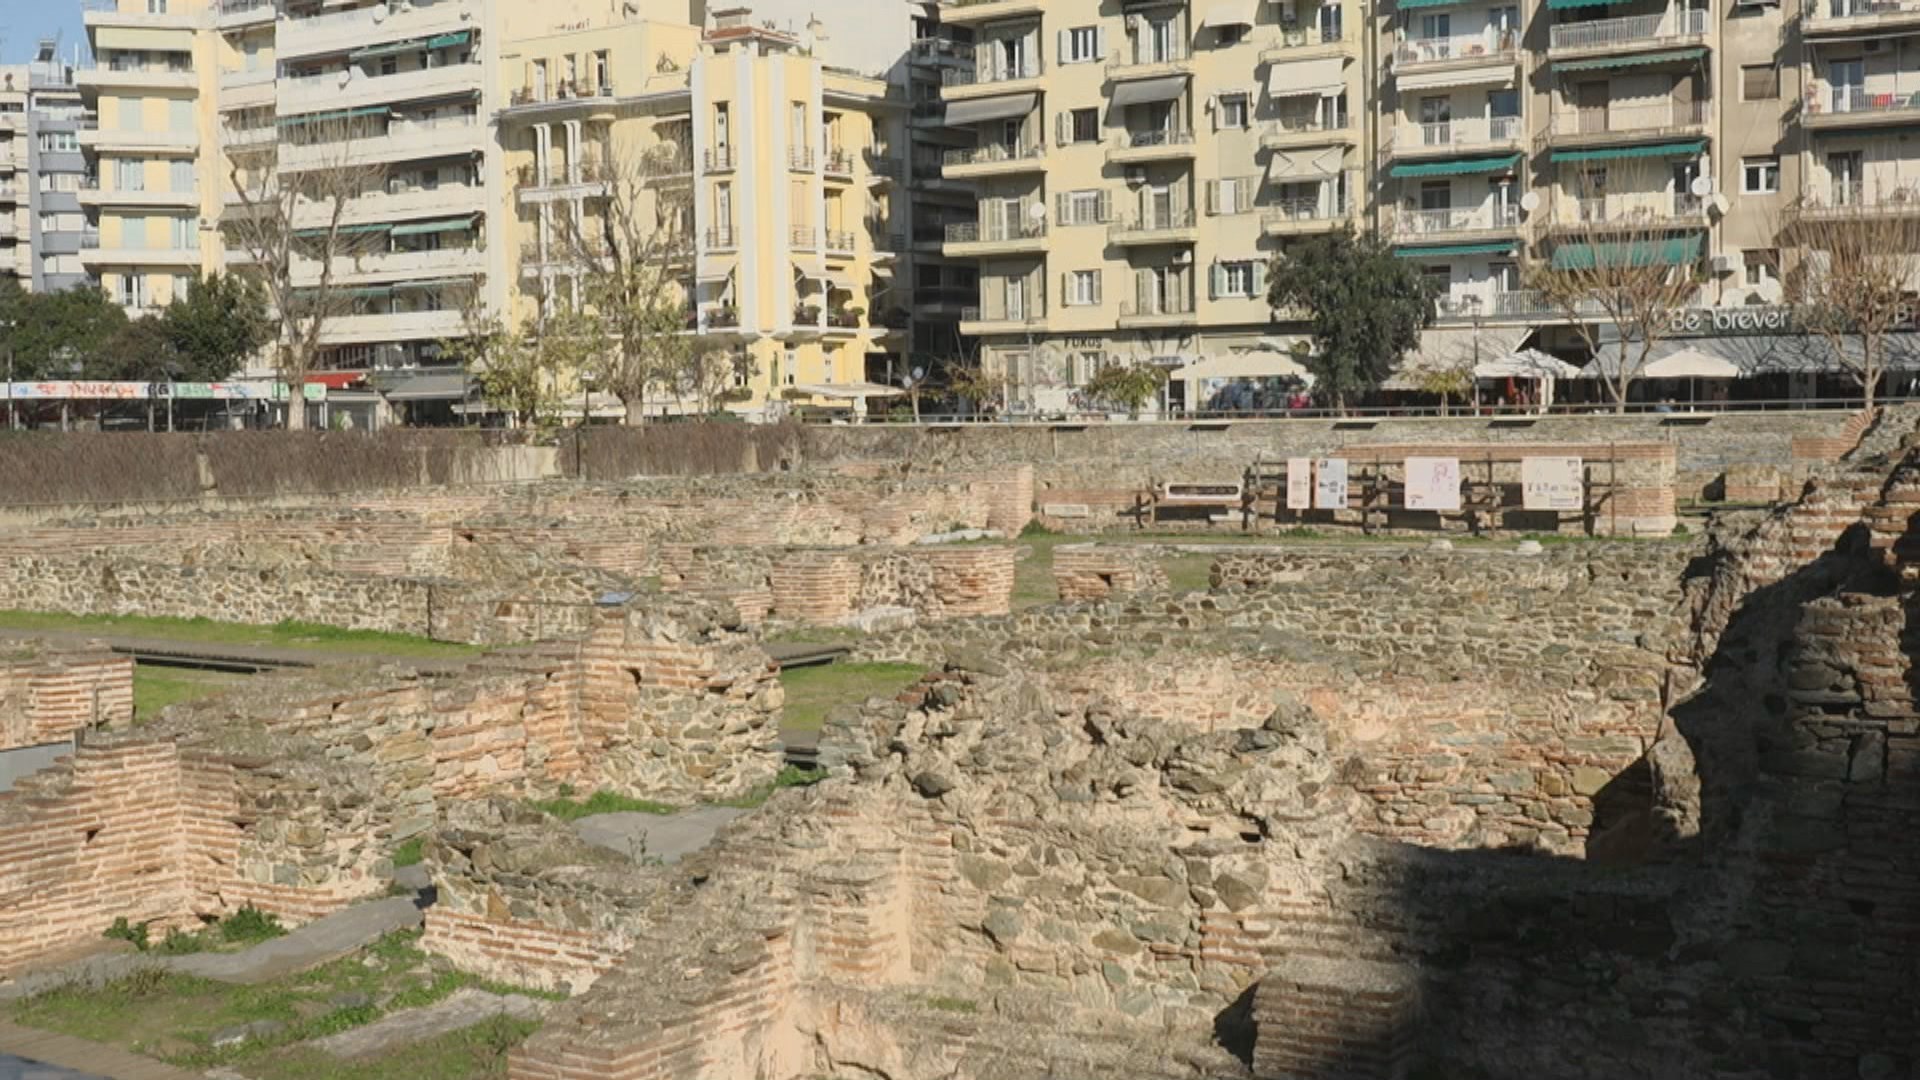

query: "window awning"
(1547, 0), (1614, 9)
(944, 92), (1037, 126)
(1267, 56), (1346, 97)
(1550, 234), (1705, 271)
(427, 31), (472, 49)
(349, 30), (470, 61)
(1553, 48), (1707, 72)
(1389, 152), (1521, 178)
(1110, 75), (1189, 109)
(1393, 241), (1519, 258)
(1201, 0), (1259, 27)
(293, 222), (392, 238)
(1550, 140), (1706, 163)
(394, 276), (474, 290)
(1398, 0), (1471, 8)
(1398, 64), (1515, 91)
(277, 105), (388, 127)
(1267, 147), (1347, 181)
(390, 216), (477, 237)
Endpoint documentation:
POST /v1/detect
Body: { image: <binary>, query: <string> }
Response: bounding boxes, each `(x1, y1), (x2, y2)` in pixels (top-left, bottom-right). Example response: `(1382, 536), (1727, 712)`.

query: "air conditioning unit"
(1709, 252), (1738, 274)
(1172, 249), (1193, 264)
(1124, 166), (1147, 185)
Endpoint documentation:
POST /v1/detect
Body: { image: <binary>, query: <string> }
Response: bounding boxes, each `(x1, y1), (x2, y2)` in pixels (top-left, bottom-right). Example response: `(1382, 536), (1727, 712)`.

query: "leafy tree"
(1415, 357), (1475, 416)
(1265, 227), (1434, 411)
(945, 363), (1009, 416)
(439, 305), (592, 430)
(0, 280), (129, 378)
(1080, 362), (1168, 417)
(155, 272), (271, 381)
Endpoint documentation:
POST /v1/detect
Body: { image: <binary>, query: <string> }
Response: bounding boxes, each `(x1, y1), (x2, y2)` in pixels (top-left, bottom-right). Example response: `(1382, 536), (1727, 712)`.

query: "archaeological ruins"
(0, 408), (1913, 1079)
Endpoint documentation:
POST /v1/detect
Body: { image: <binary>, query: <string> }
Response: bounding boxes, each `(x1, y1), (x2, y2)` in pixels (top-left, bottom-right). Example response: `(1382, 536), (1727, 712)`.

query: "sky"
(1, 1), (87, 65)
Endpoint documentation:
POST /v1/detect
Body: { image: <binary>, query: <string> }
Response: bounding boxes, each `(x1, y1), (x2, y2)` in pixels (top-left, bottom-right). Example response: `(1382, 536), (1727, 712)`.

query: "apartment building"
(0, 67), (30, 286)
(26, 42), (95, 294)
(78, 0), (224, 316)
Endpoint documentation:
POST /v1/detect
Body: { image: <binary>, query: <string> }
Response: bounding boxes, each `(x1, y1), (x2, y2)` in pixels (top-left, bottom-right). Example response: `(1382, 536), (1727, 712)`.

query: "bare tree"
(542, 145), (698, 423)
(1780, 185), (1920, 411)
(674, 346), (758, 416)
(1525, 164), (1704, 412)
(438, 296), (590, 430)
(223, 116), (387, 429)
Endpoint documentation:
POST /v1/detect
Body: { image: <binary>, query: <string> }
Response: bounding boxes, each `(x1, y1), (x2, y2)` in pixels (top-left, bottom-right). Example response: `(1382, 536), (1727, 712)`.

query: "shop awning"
(303, 370), (366, 390)
(1553, 48), (1707, 72)
(390, 216), (476, 237)
(1384, 326), (1530, 389)
(293, 221), (392, 239)
(1393, 241), (1518, 258)
(943, 92), (1037, 126)
(1267, 56), (1346, 97)
(1267, 146), (1347, 181)
(1110, 76), (1189, 109)
(1475, 348), (1582, 379)
(1389, 152), (1521, 178)
(1174, 345), (1313, 384)
(1398, 64), (1515, 91)
(788, 382), (905, 400)
(1201, 0), (1259, 27)
(1550, 234), (1705, 271)
(277, 105), (388, 127)
(1580, 333), (1920, 378)
(1550, 140), (1706, 163)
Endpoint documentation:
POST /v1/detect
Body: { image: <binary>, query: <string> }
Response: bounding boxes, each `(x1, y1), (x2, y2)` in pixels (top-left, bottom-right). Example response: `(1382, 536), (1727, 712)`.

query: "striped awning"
(1553, 48), (1707, 72)
(1549, 140), (1706, 163)
(1550, 234), (1705, 271)
(1389, 152), (1522, 178)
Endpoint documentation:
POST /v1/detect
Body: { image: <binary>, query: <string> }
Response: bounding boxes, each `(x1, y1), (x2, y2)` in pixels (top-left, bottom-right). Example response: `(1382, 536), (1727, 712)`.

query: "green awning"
(1390, 153), (1523, 178)
(292, 222), (392, 238)
(1554, 48), (1707, 72)
(352, 30), (470, 60)
(277, 105), (387, 127)
(339, 285), (395, 298)
(1551, 235), (1704, 271)
(1398, 0), (1470, 9)
(394, 276), (475, 290)
(1547, 0), (1614, 9)
(426, 31), (471, 49)
(390, 217), (475, 237)
(1394, 241), (1519, 258)
(1550, 140), (1706, 163)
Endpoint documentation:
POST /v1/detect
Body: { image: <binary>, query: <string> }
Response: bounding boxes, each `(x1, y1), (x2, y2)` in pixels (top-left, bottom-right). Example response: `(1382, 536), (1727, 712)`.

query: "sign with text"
(1404, 457), (1462, 512)
(1286, 457), (1312, 510)
(1, 381), (320, 401)
(1522, 456), (1585, 511)
(1313, 458), (1348, 510)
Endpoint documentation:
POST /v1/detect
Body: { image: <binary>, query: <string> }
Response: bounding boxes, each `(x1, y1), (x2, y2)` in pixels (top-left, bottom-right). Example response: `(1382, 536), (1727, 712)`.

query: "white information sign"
(1285, 457), (1312, 510)
(1313, 458), (1348, 510)
(1404, 457), (1462, 512)
(1522, 456), (1584, 511)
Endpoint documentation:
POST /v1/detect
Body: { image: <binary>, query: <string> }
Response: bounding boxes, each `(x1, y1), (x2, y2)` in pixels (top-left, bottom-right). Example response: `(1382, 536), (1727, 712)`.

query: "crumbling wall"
(1052, 543), (1170, 603)
(0, 641), (132, 751)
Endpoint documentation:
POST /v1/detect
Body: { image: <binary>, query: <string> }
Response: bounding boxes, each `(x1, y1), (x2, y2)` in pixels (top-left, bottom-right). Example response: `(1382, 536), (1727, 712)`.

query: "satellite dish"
(1027, 202), (1047, 222)
(1518, 191), (1540, 213)
(1710, 193), (1730, 215)
(912, 366), (926, 380)
(1689, 175), (1713, 198)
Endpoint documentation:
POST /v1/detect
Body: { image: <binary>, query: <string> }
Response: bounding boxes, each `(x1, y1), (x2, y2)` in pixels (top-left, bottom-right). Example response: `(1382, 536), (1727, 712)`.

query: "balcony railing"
(945, 221), (1047, 243)
(1548, 9), (1707, 51)
(824, 146), (856, 174)
(1263, 115), (1347, 140)
(1262, 198), (1345, 227)
(910, 37), (969, 64)
(1394, 29), (1520, 67)
(508, 81), (616, 108)
(1113, 128), (1196, 151)
(706, 226), (737, 249)
(942, 56), (1044, 87)
(1548, 99), (1709, 137)
(1807, 85), (1920, 118)
(1396, 204), (1521, 236)
(1785, 186), (1920, 222)
(791, 226), (818, 249)
(825, 229), (857, 252)
(790, 146), (815, 170)
(1433, 290), (1557, 320)
(1261, 24), (1346, 57)
(1108, 44), (1190, 75)
(1396, 116), (1522, 152)
(1110, 208), (1196, 239)
(1813, 0), (1920, 20)
(1567, 192), (1707, 225)
(706, 146), (736, 172)
(960, 304), (1046, 325)
(943, 142), (1044, 168)
(515, 160), (616, 188)
(865, 148), (902, 178)
(1119, 297), (1195, 321)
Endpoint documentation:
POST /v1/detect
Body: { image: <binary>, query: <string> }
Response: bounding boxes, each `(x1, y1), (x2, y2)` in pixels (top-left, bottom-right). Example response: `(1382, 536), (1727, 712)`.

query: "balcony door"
(1146, 17), (1177, 62)
(1828, 151), (1863, 205)
(1671, 159), (1700, 214)
(1319, 2), (1343, 41)
(1829, 58), (1865, 112)
(1420, 12), (1451, 48)
(1146, 184), (1173, 228)
(1419, 95), (1451, 145)
(1576, 82), (1608, 134)
(1004, 275), (1028, 321)
(997, 35), (1028, 80)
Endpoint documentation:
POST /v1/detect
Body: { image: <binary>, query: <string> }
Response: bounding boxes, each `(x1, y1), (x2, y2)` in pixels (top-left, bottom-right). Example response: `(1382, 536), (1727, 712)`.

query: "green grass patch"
(391, 837), (425, 869)
(529, 789), (676, 821)
(133, 664), (247, 722)
(1162, 554), (1215, 594)
(0, 611), (479, 660)
(713, 764), (827, 810)
(778, 661), (926, 734)
(922, 995), (979, 1014)
(762, 624), (867, 646)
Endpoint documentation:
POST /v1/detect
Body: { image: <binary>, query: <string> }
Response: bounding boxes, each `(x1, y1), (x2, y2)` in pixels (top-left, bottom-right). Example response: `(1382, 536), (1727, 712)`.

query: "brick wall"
(0, 645), (132, 751)
(1053, 544), (1170, 603)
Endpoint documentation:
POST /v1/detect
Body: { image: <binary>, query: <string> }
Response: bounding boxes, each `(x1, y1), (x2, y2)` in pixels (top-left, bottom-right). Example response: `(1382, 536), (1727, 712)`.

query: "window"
(39, 132), (78, 153)
(1744, 249), (1779, 288)
(148, 0), (168, 12)
(790, 101), (807, 150)
(1070, 107), (1099, 143)
(1066, 269), (1101, 306)
(168, 215), (195, 250)
(1216, 260), (1257, 298)
(1062, 26), (1102, 63)
(1742, 156), (1779, 194)
(1212, 176), (1253, 215)
(117, 159), (144, 191)
(1060, 188), (1108, 224)
(170, 99), (194, 134)
(595, 51), (610, 91)
(713, 102), (730, 148)
(170, 160), (193, 192)
(1218, 23), (1247, 45)
(1218, 92), (1250, 129)
(1741, 64), (1779, 101)
(381, 56), (398, 76)
(117, 274), (146, 308)
(1319, 2), (1343, 41)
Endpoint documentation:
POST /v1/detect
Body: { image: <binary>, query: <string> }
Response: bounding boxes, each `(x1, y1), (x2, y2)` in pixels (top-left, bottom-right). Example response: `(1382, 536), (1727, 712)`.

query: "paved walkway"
(170, 897), (423, 986)
(0, 1024), (198, 1080)
(309, 989), (547, 1060)
(573, 806), (746, 864)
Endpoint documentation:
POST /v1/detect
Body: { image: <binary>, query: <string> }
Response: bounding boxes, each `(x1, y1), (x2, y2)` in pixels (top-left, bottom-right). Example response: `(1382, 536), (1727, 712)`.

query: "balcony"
(293, 183), (484, 231)
(1544, 100), (1709, 146)
(515, 159), (617, 201)
(942, 141), (1045, 178)
(315, 309), (465, 346)
(1260, 116), (1353, 150)
(1118, 297), (1197, 327)
(1107, 129), (1197, 164)
(1804, 85), (1920, 130)
(1259, 25), (1352, 63)
(824, 229), (858, 254)
(1109, 208), (1197, 246)
(1806, 0), (1920, 33)
(790, 146), (815, 171)
(79, 127), (199, 155)
(215, 0), (276, 29)
(944, 220), (1047, 256)
(279, 119), (482, 171)
(77, 178), (200, 209)
(278, 0), (475, 64)
(1547, 9), (1708, 55)
(296, 246), (485, 286)
(1547, 192), (1709, 231)
(1784, 185), (1920, 225)
(706, 146), (736, 172)
(1432, 290), (1558, 323)
(1393, 116), (1523, 157)
(824, 146), (857, 177)
(706, 227), (738, 251)
(1107, 45), (1192, 81)
(941, 57), (1044, 98)
(1262, 198), (1348, 235)
(865, 148), (902, 183)
(941, 0), (1046, 26)
(81, 0), (196, 31)
(500, 81), (619, 121)
(79, 243), (203, 268)
(910, 37), (971, 67)
(218, 67), (276, 110)
(280, 63), (484, 117)
(76, 59), (197, 93)
(791, 226), (819, 250)
(1393, 204), (1521, 241)
(960, 304), (1047, 334)
(1393, 30), (1520, 72)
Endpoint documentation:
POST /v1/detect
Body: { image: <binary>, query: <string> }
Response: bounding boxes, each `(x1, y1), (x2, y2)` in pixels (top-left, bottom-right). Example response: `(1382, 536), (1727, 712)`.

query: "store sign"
(1666, 305), (1920, 336)
(1, 381), (322, 401)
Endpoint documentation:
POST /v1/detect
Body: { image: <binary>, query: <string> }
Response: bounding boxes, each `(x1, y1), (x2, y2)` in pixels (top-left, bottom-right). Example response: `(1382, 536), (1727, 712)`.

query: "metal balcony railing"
(1113, 128), (1196, 151)
(705, 226), (737, 249)
(790, 146), (815, 170)
(1263, 114), (1346, 139)
(1569, 192), (1707, 225)
(1809, 85), (1920, 117)
(943, 54), (1043, 87)
(825, 229), (857, 251)
(791, 226), (818, 249)
(942, 142), (1044, 168)
(1815, 0), (1920, 19)
(1548, 9), (1707, 51)
(1110, 208), (1196, 238)
(1394, 29), (1519, 67)
(823, 146), (855, 174)
(910, 37), (968, 64)
(960, 303), (1045, 324)
(508, 81), (616, 107)
(1548, 99), (1709, 137)
(1260, 23), (1346, 61)
(706, 146), (736, 171)
(515, 160), (616, 187)
(945, 220), (1047, 243)
(1262, 197), (1344, 227)
(1397, 116), (1521, 151)
(1108, 44), (1190, 73)
(218, 0), (275, 14)
(1396, 204), (1520, 235)
(1119, 297), (1195, 320)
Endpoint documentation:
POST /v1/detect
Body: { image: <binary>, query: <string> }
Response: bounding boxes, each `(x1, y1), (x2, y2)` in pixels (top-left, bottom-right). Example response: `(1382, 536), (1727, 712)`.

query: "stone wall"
(676, 544), (1019, 626)
(0, 641), (132, 751)
(1052, 544), (1170, 603)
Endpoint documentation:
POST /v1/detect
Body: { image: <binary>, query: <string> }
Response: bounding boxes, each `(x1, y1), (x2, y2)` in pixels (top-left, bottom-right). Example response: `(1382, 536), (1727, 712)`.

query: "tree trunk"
(1862, 337), (1878, 411)
(624, 397), (645, 425)
(286, 393), (308, 430)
